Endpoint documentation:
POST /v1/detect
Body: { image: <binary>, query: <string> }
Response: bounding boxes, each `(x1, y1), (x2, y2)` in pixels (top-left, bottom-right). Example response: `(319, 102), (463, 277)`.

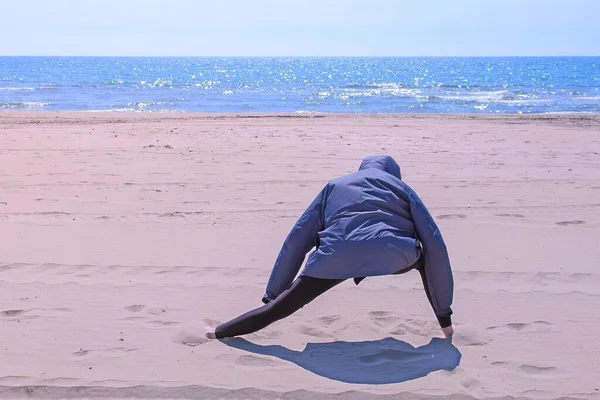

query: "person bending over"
(206, 155), (454, 340)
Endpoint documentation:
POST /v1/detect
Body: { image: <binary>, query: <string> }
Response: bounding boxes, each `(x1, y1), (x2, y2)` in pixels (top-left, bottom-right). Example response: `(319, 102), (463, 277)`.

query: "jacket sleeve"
(408, 188), (454, 322)
(263, 186), (327, 303)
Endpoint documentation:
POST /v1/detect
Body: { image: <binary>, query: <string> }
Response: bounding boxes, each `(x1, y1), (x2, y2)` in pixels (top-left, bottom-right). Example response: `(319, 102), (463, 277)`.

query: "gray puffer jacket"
(263, 155), (454, 323)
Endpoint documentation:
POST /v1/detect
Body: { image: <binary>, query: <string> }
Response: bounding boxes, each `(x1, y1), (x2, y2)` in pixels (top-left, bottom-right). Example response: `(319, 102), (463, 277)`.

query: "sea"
(1, 57), (599, 114)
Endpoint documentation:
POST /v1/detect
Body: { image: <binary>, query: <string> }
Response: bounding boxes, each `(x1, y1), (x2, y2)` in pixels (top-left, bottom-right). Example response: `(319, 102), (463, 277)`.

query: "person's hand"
(441, 325), (454, 339)
(205, 327), (217, 340)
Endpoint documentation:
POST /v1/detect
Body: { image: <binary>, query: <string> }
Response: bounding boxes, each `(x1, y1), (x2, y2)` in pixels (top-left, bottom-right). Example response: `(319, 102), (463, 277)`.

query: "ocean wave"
(338, 82), (497, 92)
(318, 86), (559, 106)
(295, 110), (330, 114)
(87, 108), (183, 113)
(360, 83), (408, 90)
(184, 81), (220, 89)
(104, 79), (125, 85)
(433, 90), (511, 102)
(87, 108), (136, 112)
(370, 83), (406, 88)
(435, 83), (484, 89)
(544, 111), (597, 114)
(331, 87), (422, 100)
(427, 90), (554, 105)
(0, 84), (56, 91)
(138, 78), (173, 88)
(338, 84), (375, 89)
(0, 102), (50, 110)
(74, 83), (101, 88)
(337, 82), (419, 90)
(125, 101), (175, 109)
(317, 87), (541, 103)
(0, 87), (35, 91)
(573, 96), (600, 102)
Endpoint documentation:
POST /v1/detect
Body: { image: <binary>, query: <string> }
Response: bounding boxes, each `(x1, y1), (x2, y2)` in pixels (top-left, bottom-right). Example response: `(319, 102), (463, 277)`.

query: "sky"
(1, 0), (599, 56)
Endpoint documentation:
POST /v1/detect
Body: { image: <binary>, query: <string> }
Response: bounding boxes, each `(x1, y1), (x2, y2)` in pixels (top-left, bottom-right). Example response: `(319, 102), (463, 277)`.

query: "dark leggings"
(213, 256), (447, 338)
(215, 276), (345, 339)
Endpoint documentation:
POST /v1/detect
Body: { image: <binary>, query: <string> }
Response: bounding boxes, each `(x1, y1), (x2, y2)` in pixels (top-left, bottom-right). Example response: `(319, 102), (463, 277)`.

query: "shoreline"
(2, 110), (599, 114)
(2, 111), (600, 118)
(2, 111), (600, 129)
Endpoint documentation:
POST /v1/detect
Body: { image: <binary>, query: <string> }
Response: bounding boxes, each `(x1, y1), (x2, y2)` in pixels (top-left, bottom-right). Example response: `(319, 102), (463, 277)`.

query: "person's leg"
(210, 276), (345, 339)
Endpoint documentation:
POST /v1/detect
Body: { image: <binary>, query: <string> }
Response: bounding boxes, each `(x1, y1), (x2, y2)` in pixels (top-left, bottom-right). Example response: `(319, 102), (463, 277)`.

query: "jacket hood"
(359, 155), (402, 180)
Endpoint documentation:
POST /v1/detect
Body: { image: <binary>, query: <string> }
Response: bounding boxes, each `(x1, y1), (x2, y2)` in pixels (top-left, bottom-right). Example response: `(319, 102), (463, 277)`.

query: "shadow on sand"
(221, 336), (461, 384)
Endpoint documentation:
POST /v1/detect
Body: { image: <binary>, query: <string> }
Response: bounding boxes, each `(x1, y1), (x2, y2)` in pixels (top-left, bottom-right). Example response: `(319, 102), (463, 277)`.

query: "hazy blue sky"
(1, 0), (599, 56)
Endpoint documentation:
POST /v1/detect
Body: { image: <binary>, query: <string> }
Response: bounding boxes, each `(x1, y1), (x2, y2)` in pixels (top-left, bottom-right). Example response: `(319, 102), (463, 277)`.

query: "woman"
(206, 155), (455, 339)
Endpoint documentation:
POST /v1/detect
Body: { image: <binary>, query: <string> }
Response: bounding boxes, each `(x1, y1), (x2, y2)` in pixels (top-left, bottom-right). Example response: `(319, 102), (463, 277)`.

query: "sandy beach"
(0, 112), (599, 399)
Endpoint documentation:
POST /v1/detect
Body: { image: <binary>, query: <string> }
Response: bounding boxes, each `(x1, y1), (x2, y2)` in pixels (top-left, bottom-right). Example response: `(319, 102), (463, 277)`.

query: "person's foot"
(205, 327), (217, 339)
(441, 325), (454, 339)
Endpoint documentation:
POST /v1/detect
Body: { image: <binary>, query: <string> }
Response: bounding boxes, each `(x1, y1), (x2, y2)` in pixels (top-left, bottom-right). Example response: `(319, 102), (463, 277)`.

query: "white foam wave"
(138, 78), (173, 88)
(125, 101), (175, 109)
(323, 87), (421, 100)
(433, 90), (554, 105)
(436, 90), (511, 102)
(574, 96), (600, 102)
(87, 108), (136, 113)
(0, 87), (35, 91)
(87, 108), (183, 113)
(544, 111), (597, 115)
(370, 83), (407, 89)
(0, 102), (50, 110)
(317, 87), (553, 105)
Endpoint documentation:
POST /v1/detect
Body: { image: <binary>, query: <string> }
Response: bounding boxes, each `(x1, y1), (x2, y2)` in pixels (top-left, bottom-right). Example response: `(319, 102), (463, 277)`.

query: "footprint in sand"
(367, 311), (400, 327)
(390, 327), (407, 335)
(72, 347), (137, 359)
(519, 364), (569, 378)
(1, 310), (27, 317)
(248, 329), (284, 340)
(124, 305), (146, 313)
(146, 307), (170, 315)
(123, 316), (146, 322)
(368, 311), (393, 318)
(491, 361), (570, 379)
(437, 214), (467, 220)
(555, 220), (586, 226)
(1, 308), (71, 320)
(379, 316), (437, 336)
(495, 213), (525, 218)
(452, 325), (491, 346)
(147, 320), (179, 327)
(315, 314), (342, 327)
(171, 330), (209, 347)
(487, 320), (552, 334)
(296, 324), (333, 339)
(447, 367), (482, 391)
(235, 355), (282, 368)
(216, 354), (283, 368)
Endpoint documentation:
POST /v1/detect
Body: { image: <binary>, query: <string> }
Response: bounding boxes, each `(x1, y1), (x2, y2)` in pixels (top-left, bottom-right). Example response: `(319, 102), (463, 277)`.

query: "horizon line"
(2, 54), (600, 58)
